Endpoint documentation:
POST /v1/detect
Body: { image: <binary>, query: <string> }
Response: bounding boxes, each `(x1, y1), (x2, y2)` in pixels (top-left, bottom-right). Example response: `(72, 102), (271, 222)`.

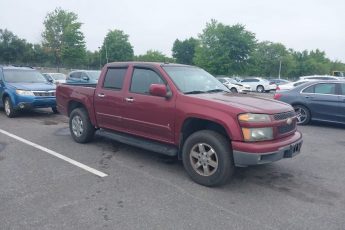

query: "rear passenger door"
(122, 67), (176, 144)
(0, 70), (4, 107)
(94, 67), (128, 131)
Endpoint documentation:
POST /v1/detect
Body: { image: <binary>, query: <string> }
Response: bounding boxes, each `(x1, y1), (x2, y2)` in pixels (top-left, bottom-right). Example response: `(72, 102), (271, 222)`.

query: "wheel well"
(179, 118), (230, 159)
(2, 93), (9, 102)
(291, 103), (311, 114)
(68, 101), (85, 116)
(257, 85), (263, 89)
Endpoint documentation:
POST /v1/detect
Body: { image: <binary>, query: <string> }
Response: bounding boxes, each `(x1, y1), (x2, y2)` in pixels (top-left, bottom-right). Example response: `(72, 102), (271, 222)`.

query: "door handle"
(97, 93), (105, 98)
(125, 97), (134, 102)
(304, 96), (313, 99)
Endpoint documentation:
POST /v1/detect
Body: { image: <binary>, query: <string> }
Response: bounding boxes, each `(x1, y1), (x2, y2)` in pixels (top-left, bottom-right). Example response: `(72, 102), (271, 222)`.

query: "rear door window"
(340, 83), (345, 95)
(303, 83), (336, 95)
(103, 68), (127, 90)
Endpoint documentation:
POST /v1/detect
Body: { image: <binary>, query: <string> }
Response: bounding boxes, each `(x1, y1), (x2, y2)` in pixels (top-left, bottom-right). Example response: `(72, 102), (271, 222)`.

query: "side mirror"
(149, 84), (170, 98)
(47, 78), (54, 83)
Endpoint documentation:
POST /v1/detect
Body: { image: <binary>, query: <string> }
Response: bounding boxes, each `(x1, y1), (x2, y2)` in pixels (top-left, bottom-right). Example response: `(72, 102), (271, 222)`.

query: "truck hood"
(189, 92), (292, 114)
(7, 82), (56, 91)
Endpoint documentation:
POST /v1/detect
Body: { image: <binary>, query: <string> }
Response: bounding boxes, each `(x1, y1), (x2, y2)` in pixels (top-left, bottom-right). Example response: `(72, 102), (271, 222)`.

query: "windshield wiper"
(206, 89), (228, 93)
(184, 90), (206, 94)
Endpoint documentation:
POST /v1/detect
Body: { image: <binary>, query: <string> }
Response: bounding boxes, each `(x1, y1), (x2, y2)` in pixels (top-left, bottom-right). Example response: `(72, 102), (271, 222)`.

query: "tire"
(182, 130), (234, 187)
(230, 87), (238, 93)
(293, 105), (311, 125)
(69, 108), (95, 143)
(3, 97), (16, 118)
(52, 106), (59, 114)
(256, 85), (264, 93)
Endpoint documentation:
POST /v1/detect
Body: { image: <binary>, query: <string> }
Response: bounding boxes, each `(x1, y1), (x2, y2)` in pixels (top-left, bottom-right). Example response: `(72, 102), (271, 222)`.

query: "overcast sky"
(1, 0), (344, 62)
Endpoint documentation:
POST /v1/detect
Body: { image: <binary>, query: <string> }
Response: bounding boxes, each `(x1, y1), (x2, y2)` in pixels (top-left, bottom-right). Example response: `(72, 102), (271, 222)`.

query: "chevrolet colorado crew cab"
(56, 62), (302, 186)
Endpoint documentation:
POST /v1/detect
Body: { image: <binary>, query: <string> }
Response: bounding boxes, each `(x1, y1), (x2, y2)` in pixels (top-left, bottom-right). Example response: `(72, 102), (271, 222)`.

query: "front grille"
(274, 111), (295, 120)
(33, 91), (55, 97)
(278, 123), (295, 134)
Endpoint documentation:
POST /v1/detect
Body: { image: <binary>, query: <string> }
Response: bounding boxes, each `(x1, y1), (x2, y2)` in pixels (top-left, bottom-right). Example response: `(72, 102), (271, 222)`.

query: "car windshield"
(50, 73), (66, 80)
(86, 71), (101, 80)
(163, 66), (229, 94)
(3, 69), (47, 83)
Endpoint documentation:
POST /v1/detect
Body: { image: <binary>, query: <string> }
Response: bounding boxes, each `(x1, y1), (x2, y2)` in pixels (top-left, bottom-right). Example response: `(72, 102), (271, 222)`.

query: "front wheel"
(69, 108), (95, 143)
(4, 97), (16, 118)
(293, 105), (311, 125)
(182, 130), (234, 187)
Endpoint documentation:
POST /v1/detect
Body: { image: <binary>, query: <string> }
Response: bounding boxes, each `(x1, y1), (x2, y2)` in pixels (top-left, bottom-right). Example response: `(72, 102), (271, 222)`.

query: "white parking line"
(0, 128), (108, 178)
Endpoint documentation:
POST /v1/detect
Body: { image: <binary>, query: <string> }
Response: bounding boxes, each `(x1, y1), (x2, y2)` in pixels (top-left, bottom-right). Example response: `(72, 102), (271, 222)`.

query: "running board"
(98, 129), (178, 157)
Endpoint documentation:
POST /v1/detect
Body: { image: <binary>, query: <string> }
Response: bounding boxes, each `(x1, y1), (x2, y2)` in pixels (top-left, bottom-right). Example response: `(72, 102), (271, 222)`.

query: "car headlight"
(238, 113), (271, 122)
(16, 90), (35, 96)
(241, 127), (273, 142)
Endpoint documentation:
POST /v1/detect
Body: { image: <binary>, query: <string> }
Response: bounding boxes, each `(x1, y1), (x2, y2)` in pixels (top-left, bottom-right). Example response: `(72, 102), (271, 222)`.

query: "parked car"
(276, 79), (315, 91)
(57, 62), (302, 187)
(240, 77), (275, 92)
(217, 77), (251, 93)
(66, 70), (101, 84)
(0, 66), (57, 117)
(42, 73), (67, 85)
(299, 75), (341, 81)
(269, 79), (290, 86)
(274, 80), (345, 125)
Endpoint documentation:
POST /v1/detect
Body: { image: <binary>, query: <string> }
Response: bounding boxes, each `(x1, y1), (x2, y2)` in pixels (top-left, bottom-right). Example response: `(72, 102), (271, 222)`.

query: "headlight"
(16, 90), (34, 96)
(242, 127), (273, 142)
(238, 113), (271, 122)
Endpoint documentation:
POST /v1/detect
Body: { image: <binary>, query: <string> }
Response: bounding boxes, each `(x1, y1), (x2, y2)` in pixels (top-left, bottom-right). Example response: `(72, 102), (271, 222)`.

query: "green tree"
(0, 29), (27, 64)
(172, 37), (198, 65)
(135, 50), (174, 62)
(42, 8), (87, 69)
(194, 19), (256, 75)
(101, 29), (134, 63)
(247, 41), (296, 78)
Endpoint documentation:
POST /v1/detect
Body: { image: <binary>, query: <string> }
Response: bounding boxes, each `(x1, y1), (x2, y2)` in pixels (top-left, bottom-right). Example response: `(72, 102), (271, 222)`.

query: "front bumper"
(14, 96), (56, 110)
(232, 131), (302, 167)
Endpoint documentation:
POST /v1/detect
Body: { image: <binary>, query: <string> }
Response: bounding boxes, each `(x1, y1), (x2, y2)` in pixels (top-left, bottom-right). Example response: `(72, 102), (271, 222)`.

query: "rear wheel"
(230, 87), (238, 93)
(69, 108), (95, 143)
(182, 130), (234, 187)
(293, 105), (311, 125)
(4, 97), (16, 118)
(256, 85), (264, 93)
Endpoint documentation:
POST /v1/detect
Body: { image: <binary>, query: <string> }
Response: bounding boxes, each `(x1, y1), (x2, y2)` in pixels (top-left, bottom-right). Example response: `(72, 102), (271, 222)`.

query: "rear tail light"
(269, 82), (275, 85)
(276, 86), (280, 91)
(273, 93), (282, 100)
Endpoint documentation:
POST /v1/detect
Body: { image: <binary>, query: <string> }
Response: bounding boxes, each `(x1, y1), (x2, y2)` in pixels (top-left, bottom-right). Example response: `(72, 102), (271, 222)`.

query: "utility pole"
(278, 60), (282, 79)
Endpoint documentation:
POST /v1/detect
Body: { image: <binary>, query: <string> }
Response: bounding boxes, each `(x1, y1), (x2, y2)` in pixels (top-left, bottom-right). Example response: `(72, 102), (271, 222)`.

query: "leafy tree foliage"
(101, 29), (134, 63)
(172, 38), (198, 65)
(194, 19), (256, 75)
(42, 8), (87, 69)
(135, 50), (174, 62)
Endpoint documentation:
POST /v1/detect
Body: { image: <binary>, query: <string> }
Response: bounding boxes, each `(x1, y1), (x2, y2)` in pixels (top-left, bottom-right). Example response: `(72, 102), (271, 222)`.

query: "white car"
(240, 77), (275, 92)
(217, 77), (251, 93)
(43, 73), (67, 85)
(276, 79), (315, 91)
(299, 75), (341, 81)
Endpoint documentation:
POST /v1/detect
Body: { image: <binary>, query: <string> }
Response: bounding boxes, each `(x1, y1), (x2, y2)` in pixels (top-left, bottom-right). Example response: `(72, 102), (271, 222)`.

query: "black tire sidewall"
(4, 97), (16, 118)
(231, 88), (238, 93)
(69, 108), (95, 143)
(256, 85), (264, 93)
(182, 130), (234, 187)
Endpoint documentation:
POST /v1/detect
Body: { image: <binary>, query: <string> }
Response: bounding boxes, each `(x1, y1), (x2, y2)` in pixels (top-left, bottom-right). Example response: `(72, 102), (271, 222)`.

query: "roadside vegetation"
(0, 8), (344, 79)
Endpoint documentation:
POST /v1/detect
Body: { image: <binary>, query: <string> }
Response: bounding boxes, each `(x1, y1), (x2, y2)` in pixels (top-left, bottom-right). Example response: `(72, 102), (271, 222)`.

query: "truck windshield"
(163, 66), (229, 94)
(3, 69), (47, 83)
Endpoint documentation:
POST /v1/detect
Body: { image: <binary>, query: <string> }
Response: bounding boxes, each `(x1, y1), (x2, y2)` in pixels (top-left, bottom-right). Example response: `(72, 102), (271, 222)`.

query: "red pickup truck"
(56, 62), (302, 186)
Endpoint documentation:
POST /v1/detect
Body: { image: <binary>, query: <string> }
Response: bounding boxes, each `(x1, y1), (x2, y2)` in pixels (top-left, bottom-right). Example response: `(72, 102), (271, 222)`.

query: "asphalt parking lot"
(0, 100), (345, 230)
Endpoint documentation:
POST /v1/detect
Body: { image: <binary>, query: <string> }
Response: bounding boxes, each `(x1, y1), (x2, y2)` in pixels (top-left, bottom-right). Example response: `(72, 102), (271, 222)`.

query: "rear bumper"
(232, 131), (302, 167)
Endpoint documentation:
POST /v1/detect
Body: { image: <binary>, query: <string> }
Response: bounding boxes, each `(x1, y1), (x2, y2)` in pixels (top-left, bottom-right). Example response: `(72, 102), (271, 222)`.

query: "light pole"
(278, 60), (282, 79)
(98, 46), (101, 69)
